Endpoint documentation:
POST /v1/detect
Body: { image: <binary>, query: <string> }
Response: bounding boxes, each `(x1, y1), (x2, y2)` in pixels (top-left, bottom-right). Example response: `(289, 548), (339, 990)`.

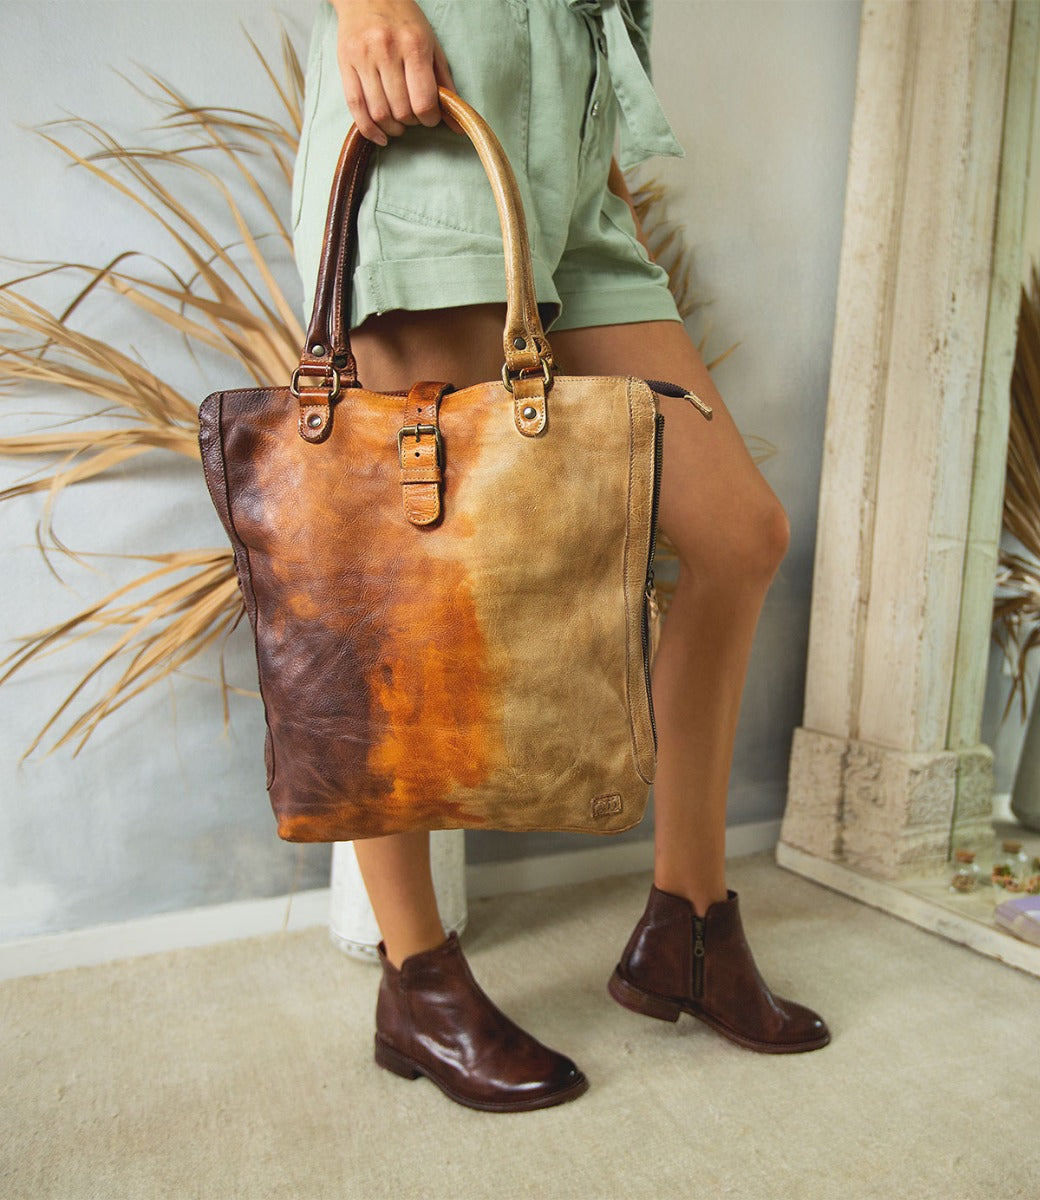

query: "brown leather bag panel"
(212, 386), (500, 838)
(202, 374), (657, 840)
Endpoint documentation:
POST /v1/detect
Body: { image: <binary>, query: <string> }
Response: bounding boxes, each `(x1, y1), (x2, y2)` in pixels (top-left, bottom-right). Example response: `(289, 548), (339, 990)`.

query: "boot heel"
(374, 1036), (422, 1080)
(608, 968), (681, 1022)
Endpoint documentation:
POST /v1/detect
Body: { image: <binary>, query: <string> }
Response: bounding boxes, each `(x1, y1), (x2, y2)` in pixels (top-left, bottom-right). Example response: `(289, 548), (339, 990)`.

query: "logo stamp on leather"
(592, 793), (623, 818)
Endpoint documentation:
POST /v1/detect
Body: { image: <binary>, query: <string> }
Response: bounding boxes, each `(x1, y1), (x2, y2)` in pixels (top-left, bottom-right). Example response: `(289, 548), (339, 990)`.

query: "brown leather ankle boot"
(374, 932), (588, 1112)
(609, 886), (830, 1053)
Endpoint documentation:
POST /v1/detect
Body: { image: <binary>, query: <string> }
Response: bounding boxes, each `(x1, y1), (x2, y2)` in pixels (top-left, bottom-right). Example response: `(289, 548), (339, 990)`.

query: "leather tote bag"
(198, 89), (709, 842)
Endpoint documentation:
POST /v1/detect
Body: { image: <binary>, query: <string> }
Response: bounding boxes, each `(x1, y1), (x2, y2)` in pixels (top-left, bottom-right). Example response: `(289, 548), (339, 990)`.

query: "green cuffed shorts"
(290, 0), (684, 333)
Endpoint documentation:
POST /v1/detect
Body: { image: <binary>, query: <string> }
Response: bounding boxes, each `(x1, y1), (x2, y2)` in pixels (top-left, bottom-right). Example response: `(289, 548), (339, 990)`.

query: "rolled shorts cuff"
(349, 256), (685, 336)
(549, 282), (683, 332)
(351, 253), (564, 332)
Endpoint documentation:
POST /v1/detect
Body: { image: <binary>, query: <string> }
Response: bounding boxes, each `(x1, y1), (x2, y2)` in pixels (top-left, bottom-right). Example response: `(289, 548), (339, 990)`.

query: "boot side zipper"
(692, 915), (706, 999)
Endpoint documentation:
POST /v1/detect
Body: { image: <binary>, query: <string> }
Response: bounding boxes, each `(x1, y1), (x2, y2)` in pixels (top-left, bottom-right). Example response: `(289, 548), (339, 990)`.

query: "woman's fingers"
(356, 61), (408, 139)
(340, 65), (385, 144)
(432, 42), (456, 95)
(334, 0), (454, 143)
(403, 49), (443, 128)
(432, 45), (462, 134)
(342, 65), (390, 145)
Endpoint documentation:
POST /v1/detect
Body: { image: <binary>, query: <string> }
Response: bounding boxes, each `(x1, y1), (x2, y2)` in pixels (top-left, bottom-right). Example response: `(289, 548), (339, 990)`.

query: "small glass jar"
(992, 839), (1031, 890)
(949, 848), (984, 894)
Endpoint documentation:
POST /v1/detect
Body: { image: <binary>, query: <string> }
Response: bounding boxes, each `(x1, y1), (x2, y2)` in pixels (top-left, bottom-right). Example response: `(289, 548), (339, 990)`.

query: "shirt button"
(590, 100), (601, 118)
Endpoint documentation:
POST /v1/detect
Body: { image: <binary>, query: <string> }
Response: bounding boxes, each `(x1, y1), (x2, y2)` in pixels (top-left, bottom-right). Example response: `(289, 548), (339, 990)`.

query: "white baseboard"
(0, 820), (780, 982)
(0, 887), (335, 984)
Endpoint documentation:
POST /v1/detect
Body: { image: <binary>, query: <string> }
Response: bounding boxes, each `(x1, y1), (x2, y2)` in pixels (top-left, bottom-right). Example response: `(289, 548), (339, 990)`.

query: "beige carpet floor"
(3, 853), (1038, 1200)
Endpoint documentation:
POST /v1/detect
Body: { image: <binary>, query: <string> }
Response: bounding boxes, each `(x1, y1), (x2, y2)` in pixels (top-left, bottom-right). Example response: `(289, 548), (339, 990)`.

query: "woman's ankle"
(651, 874), (729, 919)
(381, 924), (449, 970)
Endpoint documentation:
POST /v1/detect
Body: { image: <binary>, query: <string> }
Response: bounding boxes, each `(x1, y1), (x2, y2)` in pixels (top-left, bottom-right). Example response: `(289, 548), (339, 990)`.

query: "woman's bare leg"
(352, 831), (446, 967)
(348, 303), (509, 968)
(551, 319), (789, 916)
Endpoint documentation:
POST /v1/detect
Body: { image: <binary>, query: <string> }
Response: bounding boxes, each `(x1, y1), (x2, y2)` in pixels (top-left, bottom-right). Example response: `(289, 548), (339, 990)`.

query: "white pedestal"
(327, 831), (468, 962)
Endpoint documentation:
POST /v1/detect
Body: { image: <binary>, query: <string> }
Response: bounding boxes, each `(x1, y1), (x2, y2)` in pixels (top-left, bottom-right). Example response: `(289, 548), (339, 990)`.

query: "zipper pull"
(644, 378), (714, 422)
(683, 392), (714, 421)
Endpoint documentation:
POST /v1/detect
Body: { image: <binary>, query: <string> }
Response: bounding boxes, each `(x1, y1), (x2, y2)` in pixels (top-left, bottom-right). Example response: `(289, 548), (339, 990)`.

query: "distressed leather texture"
(611, 887), (831, 1053)
(197, 90), (661, 841)
(199, 370), (660, 839)
(374, 932), (587, 1112)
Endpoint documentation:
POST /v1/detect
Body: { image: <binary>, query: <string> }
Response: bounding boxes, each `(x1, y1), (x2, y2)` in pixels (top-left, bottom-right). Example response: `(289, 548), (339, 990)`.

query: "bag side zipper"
(641, 411), (666, 755)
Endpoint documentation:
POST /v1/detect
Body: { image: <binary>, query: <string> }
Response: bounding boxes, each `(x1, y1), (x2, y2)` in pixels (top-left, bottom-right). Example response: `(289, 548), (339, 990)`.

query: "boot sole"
(374, 1035), (590, 1113)
(608, 968), (831, 1054)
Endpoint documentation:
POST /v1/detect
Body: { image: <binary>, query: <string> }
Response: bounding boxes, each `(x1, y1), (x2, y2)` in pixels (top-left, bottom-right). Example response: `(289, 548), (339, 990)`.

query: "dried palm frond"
(631, 177), (697, 321)
(994, 265), (1040, 718)
(628, 173), (743, 375)
(1, 26), (747, 750)
(0, 551), (244, 757)
(0, 29), (304, 753)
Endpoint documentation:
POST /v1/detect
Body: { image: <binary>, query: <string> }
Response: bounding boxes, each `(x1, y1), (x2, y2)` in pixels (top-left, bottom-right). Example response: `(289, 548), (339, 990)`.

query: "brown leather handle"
(298, 88), (552, 393)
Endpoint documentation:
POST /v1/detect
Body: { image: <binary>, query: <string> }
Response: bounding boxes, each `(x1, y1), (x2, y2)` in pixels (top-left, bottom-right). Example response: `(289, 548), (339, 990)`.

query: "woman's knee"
(670, 485), (790, 594)
(757, 494), (792, 578)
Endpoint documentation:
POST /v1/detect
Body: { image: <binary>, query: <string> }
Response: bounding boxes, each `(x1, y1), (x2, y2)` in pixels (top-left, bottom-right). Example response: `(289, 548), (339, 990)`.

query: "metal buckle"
(397, 423), (443, 467)
(290, 364), (341, 400)
(501, 357), (553, 393)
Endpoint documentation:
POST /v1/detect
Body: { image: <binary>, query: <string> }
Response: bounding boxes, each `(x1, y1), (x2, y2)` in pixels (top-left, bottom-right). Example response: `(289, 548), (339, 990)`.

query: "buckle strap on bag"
(398, 381), (451, 526)
(291, 363), (342, 444)
(510, 371), (548, 437)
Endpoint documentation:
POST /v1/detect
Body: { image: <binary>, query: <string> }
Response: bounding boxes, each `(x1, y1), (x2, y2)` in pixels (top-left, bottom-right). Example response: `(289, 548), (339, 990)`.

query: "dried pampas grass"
(0, 30), (304, 754)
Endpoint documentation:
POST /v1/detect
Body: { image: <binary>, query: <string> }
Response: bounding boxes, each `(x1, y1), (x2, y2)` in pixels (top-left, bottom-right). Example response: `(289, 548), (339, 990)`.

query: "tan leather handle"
(298, 88), (552, 393)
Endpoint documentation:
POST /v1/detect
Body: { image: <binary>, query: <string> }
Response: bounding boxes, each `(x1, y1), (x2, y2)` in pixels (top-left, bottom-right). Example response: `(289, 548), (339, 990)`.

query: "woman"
(291, 0), (829, 1113)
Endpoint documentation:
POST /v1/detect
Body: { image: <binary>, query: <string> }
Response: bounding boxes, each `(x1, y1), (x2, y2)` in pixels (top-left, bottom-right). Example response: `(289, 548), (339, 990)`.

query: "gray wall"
(0, 0), (861, 941)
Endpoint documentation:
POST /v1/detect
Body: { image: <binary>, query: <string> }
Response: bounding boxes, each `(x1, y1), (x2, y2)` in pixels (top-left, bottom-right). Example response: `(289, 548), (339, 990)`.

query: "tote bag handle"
(292, 88), (554, 430)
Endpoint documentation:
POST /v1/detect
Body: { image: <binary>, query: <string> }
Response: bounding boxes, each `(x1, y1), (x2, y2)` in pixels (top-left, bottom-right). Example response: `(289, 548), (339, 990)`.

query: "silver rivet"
(310, 343), (325, 356)
(513, 336), (526, 350)
(522, 405), (537, 420)
(306, 413), (323, 429)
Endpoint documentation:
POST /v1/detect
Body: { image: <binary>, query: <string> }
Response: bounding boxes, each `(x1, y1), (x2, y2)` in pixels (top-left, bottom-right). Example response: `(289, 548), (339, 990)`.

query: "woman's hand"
(329, 0), (457, 145)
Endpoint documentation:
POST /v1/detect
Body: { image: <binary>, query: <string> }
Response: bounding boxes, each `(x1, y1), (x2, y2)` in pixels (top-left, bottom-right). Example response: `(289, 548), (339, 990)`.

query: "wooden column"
(780, 0), (1035, 880)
